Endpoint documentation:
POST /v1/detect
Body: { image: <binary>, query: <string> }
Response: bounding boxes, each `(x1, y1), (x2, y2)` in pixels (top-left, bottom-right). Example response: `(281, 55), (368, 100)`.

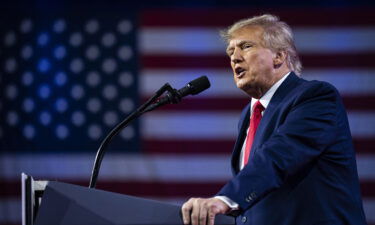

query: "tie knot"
(253, 101), (264, 113)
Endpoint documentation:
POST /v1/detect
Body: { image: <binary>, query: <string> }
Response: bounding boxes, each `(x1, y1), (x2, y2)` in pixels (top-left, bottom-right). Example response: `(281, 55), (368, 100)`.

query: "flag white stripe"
(140, 28), (226, 55)
(141, 69), (242, 97)
(356, 154), (375, 180)
(0, 154), (232, 181)
(142, 112), (240, 139)
(141, 111), (375, 138)
(0, 154), (374, 180)
(0, 198), (20, 224)
(140, 27), (375, 54)
(294, 28), (375, 53)
(141, 69), (375, 97)
(364, 198), (375, 223)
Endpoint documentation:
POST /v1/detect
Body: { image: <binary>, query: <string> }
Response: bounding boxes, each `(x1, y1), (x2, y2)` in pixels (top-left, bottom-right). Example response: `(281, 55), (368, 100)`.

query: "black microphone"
(144, 75), (211, 112)
(89, 76), (210, 188)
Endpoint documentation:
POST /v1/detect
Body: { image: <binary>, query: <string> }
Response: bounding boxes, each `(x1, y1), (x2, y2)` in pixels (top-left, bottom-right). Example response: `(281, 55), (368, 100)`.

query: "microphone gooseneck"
(89, 76), (211, 188)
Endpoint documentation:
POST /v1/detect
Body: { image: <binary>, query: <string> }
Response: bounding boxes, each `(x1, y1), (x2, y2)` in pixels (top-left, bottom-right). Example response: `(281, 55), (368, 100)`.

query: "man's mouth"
(235, 67), (246, 77)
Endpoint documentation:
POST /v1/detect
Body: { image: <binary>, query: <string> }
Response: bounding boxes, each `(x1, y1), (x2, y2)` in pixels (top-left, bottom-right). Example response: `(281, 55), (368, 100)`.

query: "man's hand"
(181, 197), (230, 225)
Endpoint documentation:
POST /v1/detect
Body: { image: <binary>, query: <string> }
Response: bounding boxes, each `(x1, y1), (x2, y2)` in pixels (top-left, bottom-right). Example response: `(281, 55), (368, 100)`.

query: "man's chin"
(237, 84), (261, 98)
(236, 80), (252, 92)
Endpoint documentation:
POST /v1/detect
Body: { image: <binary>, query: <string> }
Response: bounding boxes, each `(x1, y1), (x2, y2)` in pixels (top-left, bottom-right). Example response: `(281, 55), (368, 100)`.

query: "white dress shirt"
(215, 72), (290, 210)
(238, 72), (290, 169)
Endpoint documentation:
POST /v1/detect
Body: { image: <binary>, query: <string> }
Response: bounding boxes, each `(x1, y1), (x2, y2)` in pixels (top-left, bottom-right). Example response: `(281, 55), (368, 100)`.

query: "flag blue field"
(0, 8), (375, 225)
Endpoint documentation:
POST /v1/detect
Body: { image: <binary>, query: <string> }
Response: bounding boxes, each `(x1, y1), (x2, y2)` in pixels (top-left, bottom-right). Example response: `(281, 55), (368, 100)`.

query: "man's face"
(226, 26), (277, 98)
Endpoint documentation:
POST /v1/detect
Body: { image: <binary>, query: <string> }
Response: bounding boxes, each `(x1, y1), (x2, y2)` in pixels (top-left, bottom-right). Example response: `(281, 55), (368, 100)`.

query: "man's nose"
(231, 49), (243, 64)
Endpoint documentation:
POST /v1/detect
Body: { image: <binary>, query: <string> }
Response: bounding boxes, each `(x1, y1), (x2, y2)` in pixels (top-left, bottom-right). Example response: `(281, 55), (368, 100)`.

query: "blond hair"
(221, 14), (302, 76)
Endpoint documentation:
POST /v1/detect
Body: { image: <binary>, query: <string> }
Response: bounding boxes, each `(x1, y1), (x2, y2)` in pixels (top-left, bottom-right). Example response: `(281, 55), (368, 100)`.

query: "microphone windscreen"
(189, 76), (211, 95)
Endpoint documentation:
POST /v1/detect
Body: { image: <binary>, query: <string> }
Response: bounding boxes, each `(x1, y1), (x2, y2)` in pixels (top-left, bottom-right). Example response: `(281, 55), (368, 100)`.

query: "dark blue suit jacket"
(217, 73), (367, 225)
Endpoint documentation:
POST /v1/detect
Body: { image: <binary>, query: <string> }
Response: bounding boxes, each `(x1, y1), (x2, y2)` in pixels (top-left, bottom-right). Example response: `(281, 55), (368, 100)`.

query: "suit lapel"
(249, 72), (301, 160)
(231, 72), (301, 173)
(231, 102), (251, 174)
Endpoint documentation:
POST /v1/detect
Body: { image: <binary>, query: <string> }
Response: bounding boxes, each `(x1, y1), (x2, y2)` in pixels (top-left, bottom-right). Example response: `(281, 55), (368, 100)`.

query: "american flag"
(0, 7), (375, 225)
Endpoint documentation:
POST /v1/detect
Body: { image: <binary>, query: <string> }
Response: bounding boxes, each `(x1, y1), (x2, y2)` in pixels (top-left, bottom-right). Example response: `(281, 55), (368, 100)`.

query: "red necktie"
(244, 101), (264, 165)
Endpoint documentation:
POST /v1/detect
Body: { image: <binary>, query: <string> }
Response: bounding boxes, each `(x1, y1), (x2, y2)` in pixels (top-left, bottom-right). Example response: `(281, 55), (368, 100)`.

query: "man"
(181, 14), (366, 225)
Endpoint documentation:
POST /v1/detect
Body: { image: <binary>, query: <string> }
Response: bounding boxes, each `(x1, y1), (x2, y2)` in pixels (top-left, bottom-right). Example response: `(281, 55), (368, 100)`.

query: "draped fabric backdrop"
(0, 6), (374, 225)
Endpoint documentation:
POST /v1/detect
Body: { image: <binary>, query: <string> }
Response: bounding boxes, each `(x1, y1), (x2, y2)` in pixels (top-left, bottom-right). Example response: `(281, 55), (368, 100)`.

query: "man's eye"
(243, 44), (252, 49)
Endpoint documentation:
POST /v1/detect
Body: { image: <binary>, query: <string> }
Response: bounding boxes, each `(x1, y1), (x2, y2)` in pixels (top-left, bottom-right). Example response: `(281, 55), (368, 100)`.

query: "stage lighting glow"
(4, 31), (16, 46)
(37, 32), (49, 46)
(118, 72), (134, 87)
(102, 58), (117, 74)
(103, 111), (118, 126)
(22, 71), (34, 86)
(120, 126), (134, 140)
(23, 124), (36, 139)
(86, 45), (100, 61)
(102, 84), (118, 100)
(38, 58), (51, 73)
(23, 98), (35, 112)
(56, 124), (69, 139)
(71, 111), (85, 126)
(71, 84), (85, 100)
(87, 98), (101, 113)
(55, 98), (68, 112)
(20, 19), (33, 33)
(102, 32), (116, 47)
(5, 58), (17, 73)
(40, 111), (52, 126)
(7, 111), (19, 126)
(118, 46), (133, 61)
(6, 84), (18, 100)
(21, 45), (33, 59)
(70, 32), (83, 47)
(54, 45), (67, 59)
(85, 19), (99, 34)
(86, 71), (101, 87)
(70, 58), (84, 73)
(117, 20), (132, 34)
(88, 124), (102, 140)
(119, 98), (134, 113)
(53, 19), (66, 33)
(55, 72), (67, 86)
(38, 84), (51, 99)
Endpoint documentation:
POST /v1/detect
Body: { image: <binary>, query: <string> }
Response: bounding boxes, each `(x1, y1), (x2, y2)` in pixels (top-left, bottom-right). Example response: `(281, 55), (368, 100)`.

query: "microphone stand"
(89, 83), (181, 188)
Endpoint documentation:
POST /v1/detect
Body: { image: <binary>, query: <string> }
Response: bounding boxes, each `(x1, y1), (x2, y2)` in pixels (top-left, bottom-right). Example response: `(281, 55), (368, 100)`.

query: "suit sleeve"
(217, 82), (340, 211)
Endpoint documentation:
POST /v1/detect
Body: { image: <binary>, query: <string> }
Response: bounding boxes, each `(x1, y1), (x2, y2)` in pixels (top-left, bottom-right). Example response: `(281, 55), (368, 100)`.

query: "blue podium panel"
(34, 181), (235, 225)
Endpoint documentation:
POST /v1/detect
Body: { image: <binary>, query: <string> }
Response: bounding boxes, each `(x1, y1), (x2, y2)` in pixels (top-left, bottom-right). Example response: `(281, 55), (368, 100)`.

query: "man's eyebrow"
(226, 40), (255, 52)
(238, 40), (255, 46)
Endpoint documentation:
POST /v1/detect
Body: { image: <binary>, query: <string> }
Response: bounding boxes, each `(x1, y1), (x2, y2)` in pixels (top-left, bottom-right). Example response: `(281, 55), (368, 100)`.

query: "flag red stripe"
(353, 138), (375, 154)
(141, 96), (375, 112)
(141, 9), (375, 27)
(140, 97), (249, 111)
(0, 180), (225, 198)
(141, 54), (375, 69)
(143, 139), (234, 154)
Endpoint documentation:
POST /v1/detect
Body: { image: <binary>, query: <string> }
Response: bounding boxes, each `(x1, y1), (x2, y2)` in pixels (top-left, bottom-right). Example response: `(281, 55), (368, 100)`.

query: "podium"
(22, 174), (235, 225)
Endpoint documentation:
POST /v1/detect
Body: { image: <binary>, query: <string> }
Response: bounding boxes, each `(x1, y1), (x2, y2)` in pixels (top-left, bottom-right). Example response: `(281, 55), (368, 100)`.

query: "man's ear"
(273, 50), (287, 68)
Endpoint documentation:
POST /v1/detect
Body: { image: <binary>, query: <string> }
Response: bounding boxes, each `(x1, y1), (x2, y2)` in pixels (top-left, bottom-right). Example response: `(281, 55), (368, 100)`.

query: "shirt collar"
(250, 72), (290, 111)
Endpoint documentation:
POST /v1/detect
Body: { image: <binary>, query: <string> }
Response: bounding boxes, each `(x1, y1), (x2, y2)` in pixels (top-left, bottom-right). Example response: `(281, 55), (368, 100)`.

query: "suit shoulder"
(297, 78), (340, 97)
